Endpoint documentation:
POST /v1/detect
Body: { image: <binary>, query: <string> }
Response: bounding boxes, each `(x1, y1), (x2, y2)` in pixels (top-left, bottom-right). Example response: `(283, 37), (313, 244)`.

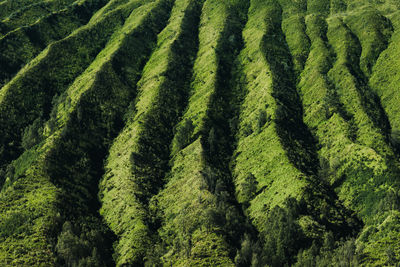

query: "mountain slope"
(1, 0), (400, 266)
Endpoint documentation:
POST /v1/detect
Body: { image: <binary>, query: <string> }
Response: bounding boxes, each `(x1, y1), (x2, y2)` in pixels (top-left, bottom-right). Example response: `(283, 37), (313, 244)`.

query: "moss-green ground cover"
(1, 0), (400, 265)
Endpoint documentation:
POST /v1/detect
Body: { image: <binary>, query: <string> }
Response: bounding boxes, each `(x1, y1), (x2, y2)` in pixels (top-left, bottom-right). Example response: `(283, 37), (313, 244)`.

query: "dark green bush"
(172, 118), (194, 154)
(21, 117), (44, 150)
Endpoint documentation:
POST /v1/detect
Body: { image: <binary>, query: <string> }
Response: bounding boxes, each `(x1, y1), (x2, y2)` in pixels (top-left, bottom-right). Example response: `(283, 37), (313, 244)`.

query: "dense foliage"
(1, 0), (400, 266)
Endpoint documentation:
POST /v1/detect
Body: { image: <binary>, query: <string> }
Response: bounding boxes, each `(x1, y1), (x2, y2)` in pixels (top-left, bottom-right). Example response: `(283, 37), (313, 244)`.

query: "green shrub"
(172, 118), (194, 155)
(21, 117), (44, 150)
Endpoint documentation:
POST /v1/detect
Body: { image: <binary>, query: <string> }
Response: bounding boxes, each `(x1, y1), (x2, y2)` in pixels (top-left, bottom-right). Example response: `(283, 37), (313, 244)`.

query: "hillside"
(1, 0), (400, 266)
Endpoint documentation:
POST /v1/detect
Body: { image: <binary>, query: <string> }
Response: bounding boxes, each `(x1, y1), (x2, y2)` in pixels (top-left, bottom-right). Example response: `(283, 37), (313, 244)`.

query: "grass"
(0, 0), (109, 87)
(370, 11), (400, 134)
(344, 4), (393, 77)
(0, 0), (145, 176)
(0, 0), (76, 36)
(295, 2), (400, 264)
(0, 0), (171, 264)
(99, 0), (201, 264)
(326, 16), (399, 215)
(1, 0), (400, 265)
(156, 139), (234, 266)
(0, 0), (76, 28)
(154, 0), (248, 265)
(231, 1), (368, 260)
(278, 0), (309, 74)
(169, 0), (230, 154)
(232, 0), (313, 226)
(297, 8), (398, 220)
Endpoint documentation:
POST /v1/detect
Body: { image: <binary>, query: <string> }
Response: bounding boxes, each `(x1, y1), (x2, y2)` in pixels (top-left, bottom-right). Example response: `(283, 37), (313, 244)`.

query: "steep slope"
(99, 0), (199, 264)
(0, 0), (109, 88)
(0, 0), (77, 37)
(0, 0), (76, 23)
(231, 1), (361, 266)
(0, 0), (171, 264)
(370, 5), (400, 138)
(151, 0), (249, 265)
(293, 0), (400, 265)
(0, 0), (145, 178)
(1, 0), (400, 266)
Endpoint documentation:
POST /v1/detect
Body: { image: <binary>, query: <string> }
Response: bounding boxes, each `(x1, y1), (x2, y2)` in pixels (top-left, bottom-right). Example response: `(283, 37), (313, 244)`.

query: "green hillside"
(1, 0), (400, 265)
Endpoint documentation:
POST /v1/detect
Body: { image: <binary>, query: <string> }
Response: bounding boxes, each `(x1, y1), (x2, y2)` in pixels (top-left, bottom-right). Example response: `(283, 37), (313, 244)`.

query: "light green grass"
(370, 11), (400, 134)
(0, 0), (145, 174)
(0, 0), (109, 87)
(297, 3), (400, 264)
(344, 5), (393, 77)
(154, 0), (245, 265)
(0, 0), (76, 28)
(0, 0), (168, 264)
(99, 0), (202, 264)
(278, 0), (309, 74)
(232, 0), (308, 225)
(156, 139), (234, 266)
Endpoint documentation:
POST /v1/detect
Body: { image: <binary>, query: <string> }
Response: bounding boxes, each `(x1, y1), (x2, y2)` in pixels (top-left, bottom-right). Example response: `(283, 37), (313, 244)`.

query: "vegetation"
(0, 0), (76, 21)
(1, 0), (400, 265)
(0, 0), (146, 177)
(99, 0), (196, 264)
(0, 0), (77, 36)
(0, 0), (109, 88)
(152, 0), (250, 265)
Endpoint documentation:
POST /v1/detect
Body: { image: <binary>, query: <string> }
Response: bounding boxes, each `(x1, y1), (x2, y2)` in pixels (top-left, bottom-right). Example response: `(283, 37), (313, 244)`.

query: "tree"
(241, 173), (258, 204)
(21, 117), (44, 150)
(256, 109), (268, 133)
(172, 118), (194, 154)
(208, 127), (217, 156)
(56, 222), (84, 266)
(235, 234), (254, 267)
(261, 199), (306, 266)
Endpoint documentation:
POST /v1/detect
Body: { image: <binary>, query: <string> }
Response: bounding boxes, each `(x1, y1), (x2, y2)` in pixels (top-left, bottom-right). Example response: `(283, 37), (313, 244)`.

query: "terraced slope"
(1, 0), (400, 266)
